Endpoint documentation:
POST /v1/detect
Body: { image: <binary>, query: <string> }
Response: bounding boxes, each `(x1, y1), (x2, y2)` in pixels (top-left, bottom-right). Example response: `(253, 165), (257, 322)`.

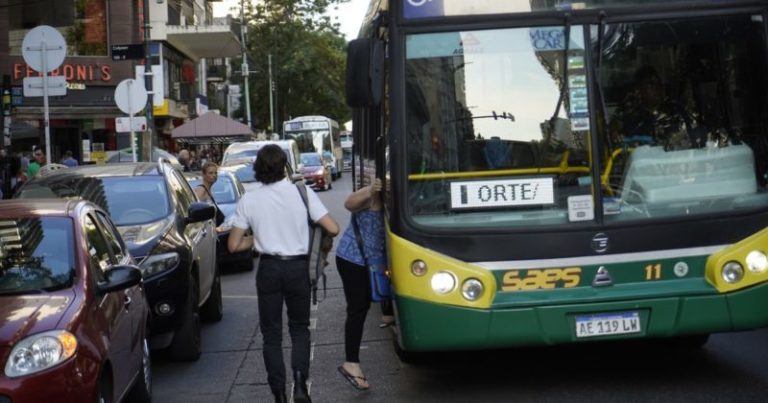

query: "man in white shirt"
(228, 144), (339, 403)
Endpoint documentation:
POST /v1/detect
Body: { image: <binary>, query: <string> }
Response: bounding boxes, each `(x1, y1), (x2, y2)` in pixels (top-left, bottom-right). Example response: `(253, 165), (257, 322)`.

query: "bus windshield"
(286, 129), (329, 154)
(405, 12), (768, 229)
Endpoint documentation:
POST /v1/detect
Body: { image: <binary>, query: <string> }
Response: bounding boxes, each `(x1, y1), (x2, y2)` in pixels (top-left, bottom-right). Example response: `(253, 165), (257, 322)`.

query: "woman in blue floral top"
(335, 177), (385, 391)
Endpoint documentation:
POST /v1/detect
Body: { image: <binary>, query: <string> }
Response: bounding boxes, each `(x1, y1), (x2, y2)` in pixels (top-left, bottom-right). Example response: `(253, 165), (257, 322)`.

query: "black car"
(185, 169), (254, 272)
(16, 161), (222, 361)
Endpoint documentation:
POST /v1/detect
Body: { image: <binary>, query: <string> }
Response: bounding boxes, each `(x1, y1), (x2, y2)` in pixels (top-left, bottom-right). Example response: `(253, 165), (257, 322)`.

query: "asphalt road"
(152, 173), (768, 402)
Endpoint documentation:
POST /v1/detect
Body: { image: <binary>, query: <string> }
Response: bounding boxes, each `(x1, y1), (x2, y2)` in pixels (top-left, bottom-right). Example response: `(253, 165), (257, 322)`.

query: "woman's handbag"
(296, 184), (332, 304)
(351, 214), (392, 302)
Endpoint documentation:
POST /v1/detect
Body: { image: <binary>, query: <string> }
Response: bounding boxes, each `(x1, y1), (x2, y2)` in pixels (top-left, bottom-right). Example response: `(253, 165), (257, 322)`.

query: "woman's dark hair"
(254, 144), (287, 184)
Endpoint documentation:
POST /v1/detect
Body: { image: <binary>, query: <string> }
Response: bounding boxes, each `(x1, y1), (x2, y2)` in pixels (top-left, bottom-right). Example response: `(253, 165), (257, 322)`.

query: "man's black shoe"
(272, 387), (287, 403)
(293, 370), (312, 403)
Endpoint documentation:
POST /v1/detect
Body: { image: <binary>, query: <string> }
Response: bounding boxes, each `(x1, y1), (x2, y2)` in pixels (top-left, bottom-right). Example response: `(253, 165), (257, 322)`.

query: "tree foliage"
(240, 0), (351, 133)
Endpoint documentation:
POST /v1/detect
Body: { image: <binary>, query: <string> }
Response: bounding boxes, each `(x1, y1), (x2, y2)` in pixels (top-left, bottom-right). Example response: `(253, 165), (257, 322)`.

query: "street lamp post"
(268, 53), (274, 133)
(240, 0), (252, 129)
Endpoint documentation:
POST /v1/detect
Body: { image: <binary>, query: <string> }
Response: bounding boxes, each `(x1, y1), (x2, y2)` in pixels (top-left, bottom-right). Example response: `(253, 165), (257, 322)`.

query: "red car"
(300, 152), (333, 191)
(0, 199), (151, 402)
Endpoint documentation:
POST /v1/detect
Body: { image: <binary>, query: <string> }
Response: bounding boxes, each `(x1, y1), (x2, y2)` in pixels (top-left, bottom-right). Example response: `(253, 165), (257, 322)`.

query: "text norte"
(13, 63), (112, 82)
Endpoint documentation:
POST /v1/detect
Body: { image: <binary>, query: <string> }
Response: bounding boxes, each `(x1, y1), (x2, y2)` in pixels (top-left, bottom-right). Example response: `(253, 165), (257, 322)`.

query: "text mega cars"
(16, 160), (222, 361)
(0, 199), (151, 402)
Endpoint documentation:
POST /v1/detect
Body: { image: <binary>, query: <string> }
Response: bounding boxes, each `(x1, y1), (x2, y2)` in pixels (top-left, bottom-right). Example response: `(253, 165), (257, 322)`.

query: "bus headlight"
(746, 251), (768, 273)
(431, 271), (456, 294)
(722, 261), (744, 284)
(411, 260), (427, 277)
(461, 278), (484, 301)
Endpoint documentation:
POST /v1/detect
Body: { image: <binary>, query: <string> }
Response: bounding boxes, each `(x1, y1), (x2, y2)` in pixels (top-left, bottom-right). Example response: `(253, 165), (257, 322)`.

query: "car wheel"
(169, 277), (201, 361)
(201, 271), (223, 322)
(126, 337), (152, 403)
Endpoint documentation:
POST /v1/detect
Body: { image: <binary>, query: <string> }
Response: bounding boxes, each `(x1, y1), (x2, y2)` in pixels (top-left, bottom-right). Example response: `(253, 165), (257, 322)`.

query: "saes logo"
(501, 268), (582, 291)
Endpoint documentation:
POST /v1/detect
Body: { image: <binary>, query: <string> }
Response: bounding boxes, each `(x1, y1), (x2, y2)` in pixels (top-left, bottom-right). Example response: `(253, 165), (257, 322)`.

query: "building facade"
(0, 0), (240, 161)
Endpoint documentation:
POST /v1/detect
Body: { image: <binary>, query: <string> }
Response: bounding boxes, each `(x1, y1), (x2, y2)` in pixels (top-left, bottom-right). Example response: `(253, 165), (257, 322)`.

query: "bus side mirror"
(346, 38), (384, 107)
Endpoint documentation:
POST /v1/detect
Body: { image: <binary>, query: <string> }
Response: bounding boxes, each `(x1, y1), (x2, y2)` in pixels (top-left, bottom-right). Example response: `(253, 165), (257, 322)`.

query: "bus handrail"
(407, 165), (590, 181)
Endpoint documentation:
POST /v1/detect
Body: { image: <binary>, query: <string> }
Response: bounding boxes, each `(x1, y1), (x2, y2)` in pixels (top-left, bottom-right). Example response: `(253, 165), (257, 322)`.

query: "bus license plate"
(575, 311), (641, 338)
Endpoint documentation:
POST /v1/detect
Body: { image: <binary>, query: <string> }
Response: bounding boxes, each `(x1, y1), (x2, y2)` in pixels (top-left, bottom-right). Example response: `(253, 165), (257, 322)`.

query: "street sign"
(114, 79), (147, 115)
(21, 26), (66, 73)
(135, 65), (165, 106)
(115, 116), (147, 132)
(21, 25), (67, 165)
(111, 44), (145, 61)
(23, 76), (67, 97)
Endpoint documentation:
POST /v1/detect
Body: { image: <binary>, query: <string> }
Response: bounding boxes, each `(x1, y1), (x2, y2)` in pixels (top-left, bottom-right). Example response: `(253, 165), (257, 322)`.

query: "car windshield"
(0, 217), (75, 294)
(188, 175), (237, 204)
(224, 149), (258, 163)
(301, 153), (322, 166)
(227, 165), (255, 183)
(100, 177), (171, 225)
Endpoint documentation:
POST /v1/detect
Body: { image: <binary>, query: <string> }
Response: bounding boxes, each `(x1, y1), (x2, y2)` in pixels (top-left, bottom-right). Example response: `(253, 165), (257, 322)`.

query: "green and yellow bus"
(346, 0), (768, 357)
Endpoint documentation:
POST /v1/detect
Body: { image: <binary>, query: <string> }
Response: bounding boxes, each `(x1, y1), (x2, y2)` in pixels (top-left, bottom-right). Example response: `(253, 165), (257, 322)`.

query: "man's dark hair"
(254, 144), (287, 184)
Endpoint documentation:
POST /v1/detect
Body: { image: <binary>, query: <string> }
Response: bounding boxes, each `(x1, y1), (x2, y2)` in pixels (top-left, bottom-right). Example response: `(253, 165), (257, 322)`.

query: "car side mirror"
(291, 173), (304, 184)
(98, 265), (142, 295)
(187, 202), (215, 224)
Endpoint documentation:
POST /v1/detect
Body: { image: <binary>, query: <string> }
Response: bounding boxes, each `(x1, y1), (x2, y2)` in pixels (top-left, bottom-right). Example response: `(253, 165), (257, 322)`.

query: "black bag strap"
(351, 214), (369, 267)
(296, 184), (326, 304)
(198, 184), (221, 210)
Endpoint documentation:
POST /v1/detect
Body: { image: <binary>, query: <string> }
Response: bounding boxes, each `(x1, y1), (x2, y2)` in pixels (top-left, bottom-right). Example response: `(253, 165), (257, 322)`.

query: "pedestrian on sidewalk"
(60, 150), (79, 167)
(27, 146), (46, 178)
(228, 144), (339, 403)
(334, 176), (388, 391)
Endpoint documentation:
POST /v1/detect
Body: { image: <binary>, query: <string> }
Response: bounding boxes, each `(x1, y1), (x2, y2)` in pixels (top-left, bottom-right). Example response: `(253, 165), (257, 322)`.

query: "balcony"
(150, 2), (241, 61)
(165, 21), (241, 61)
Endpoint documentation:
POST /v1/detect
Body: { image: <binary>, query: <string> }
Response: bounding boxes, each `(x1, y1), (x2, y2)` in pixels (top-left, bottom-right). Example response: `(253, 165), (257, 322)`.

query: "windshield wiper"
(547, 12), (572, 150)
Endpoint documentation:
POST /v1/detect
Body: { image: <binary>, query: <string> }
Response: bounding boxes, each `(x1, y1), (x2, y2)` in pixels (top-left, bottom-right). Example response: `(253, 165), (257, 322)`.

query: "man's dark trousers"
(257, 258), (311, 390)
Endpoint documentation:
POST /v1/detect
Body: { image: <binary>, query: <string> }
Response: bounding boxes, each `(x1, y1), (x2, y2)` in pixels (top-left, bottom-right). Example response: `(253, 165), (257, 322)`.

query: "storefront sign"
(13, 63), (112, 82)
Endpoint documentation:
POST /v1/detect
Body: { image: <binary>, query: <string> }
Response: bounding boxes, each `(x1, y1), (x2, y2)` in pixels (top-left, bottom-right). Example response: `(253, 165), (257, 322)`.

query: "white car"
(221, 140), (302, 177)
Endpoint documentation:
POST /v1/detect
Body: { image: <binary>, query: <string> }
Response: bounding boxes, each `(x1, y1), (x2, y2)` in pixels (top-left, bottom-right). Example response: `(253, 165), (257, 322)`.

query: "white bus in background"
(340, 131), (353, 171)
(283, 115), (342, 180)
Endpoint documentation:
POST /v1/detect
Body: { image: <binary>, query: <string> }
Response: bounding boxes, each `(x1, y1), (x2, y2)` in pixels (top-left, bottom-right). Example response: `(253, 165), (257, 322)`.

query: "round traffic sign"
(21, 25), (67, 73)
(114, 79), (148, 115)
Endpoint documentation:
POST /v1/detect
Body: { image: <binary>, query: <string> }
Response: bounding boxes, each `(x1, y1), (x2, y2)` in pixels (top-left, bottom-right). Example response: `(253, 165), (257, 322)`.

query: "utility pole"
(142, 0), (154, 159)
(268, 53), (274, 133)
(240, 0), (252, 129)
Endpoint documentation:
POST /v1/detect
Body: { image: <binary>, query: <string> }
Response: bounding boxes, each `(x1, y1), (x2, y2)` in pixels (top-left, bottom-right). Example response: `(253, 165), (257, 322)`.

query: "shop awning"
(171, 111), (254, 144)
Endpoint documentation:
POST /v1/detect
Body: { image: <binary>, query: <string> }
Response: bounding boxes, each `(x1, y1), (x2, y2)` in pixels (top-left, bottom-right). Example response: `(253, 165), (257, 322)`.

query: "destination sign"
(450, 177), (555, 209)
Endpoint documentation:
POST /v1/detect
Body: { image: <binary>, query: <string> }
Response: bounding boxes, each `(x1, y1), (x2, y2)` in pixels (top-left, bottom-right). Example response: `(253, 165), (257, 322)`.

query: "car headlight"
(314, 169), (325, 176)
(431, 271), (456, 294)
(118, 216), (173, 245)
(140, 252), (180, 277)
(5, 330), (78, 378)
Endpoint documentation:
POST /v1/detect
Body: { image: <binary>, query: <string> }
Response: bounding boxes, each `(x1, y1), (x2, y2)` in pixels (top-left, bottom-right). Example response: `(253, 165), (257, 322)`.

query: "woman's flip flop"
(337, 365), (369, 390)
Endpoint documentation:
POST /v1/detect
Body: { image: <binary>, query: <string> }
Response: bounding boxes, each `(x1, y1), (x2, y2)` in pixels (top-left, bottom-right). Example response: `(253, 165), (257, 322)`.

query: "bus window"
(595, 13), (768, 221)
(405, 26), (590, 226)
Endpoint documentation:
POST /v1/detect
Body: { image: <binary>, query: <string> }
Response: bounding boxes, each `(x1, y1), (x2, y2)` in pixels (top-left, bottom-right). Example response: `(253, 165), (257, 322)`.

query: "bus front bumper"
(394, 282), (768, 352)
